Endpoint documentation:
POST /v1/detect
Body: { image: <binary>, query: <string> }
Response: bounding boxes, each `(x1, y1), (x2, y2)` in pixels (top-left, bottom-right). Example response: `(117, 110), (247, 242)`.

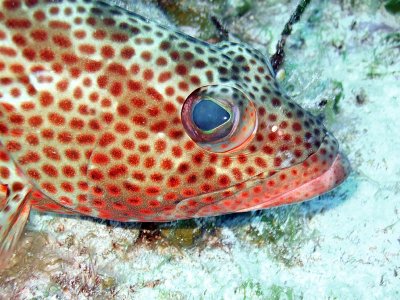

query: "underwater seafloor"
(1, 0), (399, 299)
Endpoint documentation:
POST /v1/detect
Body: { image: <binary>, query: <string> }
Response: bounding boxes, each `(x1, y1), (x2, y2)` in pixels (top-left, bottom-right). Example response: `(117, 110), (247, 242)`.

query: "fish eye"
(182, 85), (257, 153)
(192, 98), (232, 135)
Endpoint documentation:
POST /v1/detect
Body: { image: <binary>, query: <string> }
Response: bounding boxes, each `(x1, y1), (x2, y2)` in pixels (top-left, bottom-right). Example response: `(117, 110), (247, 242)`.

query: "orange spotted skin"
(0, 0), (349, 222)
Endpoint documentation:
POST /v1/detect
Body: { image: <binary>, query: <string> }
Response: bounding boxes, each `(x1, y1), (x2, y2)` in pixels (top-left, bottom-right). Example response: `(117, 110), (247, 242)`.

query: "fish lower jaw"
(237, 153), (350, 212)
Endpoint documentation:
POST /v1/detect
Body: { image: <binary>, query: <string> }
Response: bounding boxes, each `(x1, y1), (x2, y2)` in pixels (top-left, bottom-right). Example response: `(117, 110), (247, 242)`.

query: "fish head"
(178, 42), (350, 216)
(82, 38), (349, 221)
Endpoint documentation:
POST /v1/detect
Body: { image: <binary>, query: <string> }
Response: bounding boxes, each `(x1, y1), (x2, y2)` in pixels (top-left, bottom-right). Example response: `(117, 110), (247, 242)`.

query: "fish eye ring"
(181, 85), (258, 153)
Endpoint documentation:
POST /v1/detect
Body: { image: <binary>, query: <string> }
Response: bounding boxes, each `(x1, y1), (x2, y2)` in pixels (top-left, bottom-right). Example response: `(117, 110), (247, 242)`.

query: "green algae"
(160, 219), (202, 248)
(235, 280), (264, 298)
(134, 219), (203, 249)
(366, 32), (400, 79)
(385, 0), (400, 13)
(320, 80), (343, 122)
(225, 0), (254, 17)
(267, 284), (299, 300)
(384, 31), (400, 45)
(154, 0), (225, 40)
(235, 281), (302, 300)
(236, 207), (317, 267)
(158, 290), (186, 299)
(135, 223), (197, 253)
(151, 0), (255, 40)
(339, 0), (383, 10)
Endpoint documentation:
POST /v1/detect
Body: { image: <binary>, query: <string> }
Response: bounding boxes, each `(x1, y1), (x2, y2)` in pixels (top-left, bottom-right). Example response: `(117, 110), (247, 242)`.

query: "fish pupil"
(192, 99), (230, 132)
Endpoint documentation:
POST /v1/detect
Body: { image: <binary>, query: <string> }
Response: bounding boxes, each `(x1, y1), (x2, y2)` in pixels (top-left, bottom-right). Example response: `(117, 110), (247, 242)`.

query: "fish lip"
(236, 152), (350, 213)
(317, 151), (350, 189)
(333, 151), (351, 182)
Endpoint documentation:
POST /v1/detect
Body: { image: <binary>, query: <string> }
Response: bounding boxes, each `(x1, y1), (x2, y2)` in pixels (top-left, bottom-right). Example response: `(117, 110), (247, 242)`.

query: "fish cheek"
(245, 95), (327, 175)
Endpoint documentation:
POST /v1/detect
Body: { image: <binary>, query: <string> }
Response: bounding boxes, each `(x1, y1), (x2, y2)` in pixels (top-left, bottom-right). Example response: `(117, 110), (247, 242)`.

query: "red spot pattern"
(0, 0), (340, 223)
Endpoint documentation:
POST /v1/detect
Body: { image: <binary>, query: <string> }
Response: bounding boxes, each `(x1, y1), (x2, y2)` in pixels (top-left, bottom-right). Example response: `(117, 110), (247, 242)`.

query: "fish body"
(0, 0), (349, 262)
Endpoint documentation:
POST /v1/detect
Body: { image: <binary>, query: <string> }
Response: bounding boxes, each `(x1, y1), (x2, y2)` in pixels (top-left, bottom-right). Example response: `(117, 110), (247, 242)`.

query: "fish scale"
(0, 0), (349, 265)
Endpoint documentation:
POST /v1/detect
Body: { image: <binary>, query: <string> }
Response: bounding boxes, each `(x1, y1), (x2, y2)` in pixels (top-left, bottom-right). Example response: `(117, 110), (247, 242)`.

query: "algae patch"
(159, 219), (202, 248)
(236, 206), (317, 267)
(267, 284), (299, 300)
(385, 0), (400, 14)
(234, 280), (301, 299)
(154, 0), (255, 40)
(316, 80), (344, 124)
(155, 0), (226, 39)
(235, 280), (264, 298)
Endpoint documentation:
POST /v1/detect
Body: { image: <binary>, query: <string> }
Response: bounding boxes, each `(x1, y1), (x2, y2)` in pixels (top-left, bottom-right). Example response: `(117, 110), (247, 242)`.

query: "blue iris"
(192, 99), (230, 132)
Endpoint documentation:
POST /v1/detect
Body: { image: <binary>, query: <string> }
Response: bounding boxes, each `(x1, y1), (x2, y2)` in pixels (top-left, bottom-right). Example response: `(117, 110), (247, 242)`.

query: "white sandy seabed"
(0, 0), (399, 299)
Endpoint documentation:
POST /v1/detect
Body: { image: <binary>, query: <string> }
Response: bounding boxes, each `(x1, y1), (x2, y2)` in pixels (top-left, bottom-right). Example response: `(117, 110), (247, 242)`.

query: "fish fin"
(0, 144), (32, 270)
(210, 16), (229, 42)
(0, 183), (31, 270)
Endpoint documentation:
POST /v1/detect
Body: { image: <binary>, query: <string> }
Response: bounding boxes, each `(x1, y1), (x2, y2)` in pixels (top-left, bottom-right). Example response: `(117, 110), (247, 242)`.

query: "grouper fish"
(0, 0), (349, 267)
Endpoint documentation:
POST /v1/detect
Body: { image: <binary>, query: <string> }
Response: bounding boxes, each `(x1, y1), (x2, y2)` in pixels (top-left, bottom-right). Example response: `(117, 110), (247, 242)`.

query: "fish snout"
(302, 129), (350, 193)
(329, 152), (351, 187)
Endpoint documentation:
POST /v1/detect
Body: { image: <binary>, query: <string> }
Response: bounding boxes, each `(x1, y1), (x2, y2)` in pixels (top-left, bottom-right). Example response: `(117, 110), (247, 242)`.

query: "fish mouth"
(276, 152), (350, 204)
(237, 152), (350, 212)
